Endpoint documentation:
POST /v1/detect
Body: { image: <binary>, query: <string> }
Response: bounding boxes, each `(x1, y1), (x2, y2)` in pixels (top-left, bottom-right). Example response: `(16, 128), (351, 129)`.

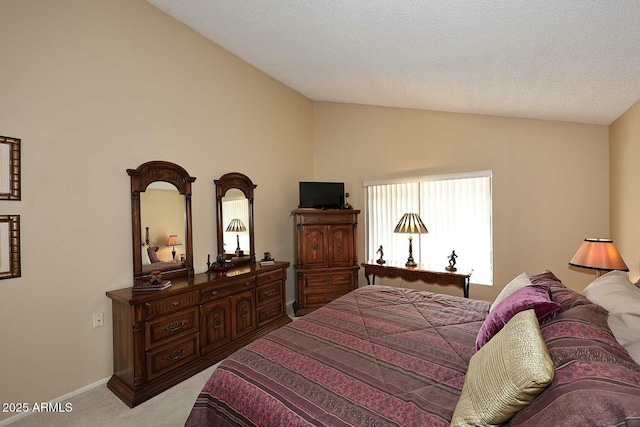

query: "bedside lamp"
(226, 218), (247, 253)
(165, 235), (182, 261)
(394, 213), (428, 267)
(569, 238), (628, 277)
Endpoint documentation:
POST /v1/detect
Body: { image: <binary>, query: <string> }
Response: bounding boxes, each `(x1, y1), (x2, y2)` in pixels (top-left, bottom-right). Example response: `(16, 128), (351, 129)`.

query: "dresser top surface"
(107, 261), (289, 304)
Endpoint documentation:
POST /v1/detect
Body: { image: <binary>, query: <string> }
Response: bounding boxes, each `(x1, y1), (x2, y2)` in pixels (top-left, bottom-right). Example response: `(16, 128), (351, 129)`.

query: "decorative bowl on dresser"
(106, 261), (290, 407)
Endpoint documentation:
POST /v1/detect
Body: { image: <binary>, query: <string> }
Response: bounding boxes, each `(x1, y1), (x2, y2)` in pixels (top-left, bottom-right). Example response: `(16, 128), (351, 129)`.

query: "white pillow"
(623, 340), (640, 366)
(141, 244), (152, 266)
(490, 272), (532, 312)
(582, 270), (640, 347)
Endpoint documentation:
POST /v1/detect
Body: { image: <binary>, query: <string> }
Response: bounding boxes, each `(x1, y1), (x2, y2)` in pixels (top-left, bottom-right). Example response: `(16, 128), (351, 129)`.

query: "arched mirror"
(215, 172), (256, 266)
(128, 161), (196, 284)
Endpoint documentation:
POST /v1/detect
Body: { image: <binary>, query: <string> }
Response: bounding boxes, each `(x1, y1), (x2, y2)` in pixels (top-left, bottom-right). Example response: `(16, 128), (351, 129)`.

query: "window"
(364, 171), (493, 285)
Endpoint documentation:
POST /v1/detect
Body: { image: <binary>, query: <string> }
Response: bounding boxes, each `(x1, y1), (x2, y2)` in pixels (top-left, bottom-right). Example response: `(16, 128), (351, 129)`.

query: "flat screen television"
(299, 182), (345, 209)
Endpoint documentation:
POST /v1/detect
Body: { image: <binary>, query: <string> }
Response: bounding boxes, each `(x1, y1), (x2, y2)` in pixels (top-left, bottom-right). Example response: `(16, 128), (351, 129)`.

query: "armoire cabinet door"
(301, 225), (328, 268)
(328, 224), (354, 267)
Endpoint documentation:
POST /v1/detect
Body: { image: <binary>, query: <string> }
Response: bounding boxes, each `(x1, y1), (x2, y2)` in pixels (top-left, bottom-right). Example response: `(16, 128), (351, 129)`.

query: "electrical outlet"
(93, 313), (104, 328)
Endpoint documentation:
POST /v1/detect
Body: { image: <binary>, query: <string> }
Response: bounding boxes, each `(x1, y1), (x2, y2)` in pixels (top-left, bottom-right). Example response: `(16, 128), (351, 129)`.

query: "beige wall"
(610, 99), (640, 282)
(0, 0), (313, 420)
(313, 102), (610, 302)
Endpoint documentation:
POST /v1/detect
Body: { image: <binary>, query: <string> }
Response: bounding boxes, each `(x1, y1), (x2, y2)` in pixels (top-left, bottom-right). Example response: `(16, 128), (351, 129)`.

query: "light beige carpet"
(8, 364), (219, 427)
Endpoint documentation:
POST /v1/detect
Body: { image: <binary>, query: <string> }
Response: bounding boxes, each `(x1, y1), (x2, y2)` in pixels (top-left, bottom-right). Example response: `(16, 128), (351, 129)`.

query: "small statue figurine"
(342, 192), (353, 210)
(376, 245), (386, 264)
(215, 254), (228, 267)
(149, 270), (162, 285)
(446, 250), (458, 272)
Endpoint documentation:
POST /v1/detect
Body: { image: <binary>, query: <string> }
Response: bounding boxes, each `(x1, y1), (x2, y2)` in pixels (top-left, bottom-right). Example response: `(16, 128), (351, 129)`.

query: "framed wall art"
(0, 215), (20, 280)
(0, 135), (21, 200)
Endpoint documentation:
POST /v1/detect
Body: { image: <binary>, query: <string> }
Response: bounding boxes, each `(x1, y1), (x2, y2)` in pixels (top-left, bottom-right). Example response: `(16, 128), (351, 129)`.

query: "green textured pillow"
(451, 309), (554, 426)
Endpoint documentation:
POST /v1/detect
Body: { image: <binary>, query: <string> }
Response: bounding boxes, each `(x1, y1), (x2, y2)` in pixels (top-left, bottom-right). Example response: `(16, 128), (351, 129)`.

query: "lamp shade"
(165, 235), (182, 247)
(394, 213), (428, 234)
(569, 238), (628, 272)
(226, 218), (247, 233)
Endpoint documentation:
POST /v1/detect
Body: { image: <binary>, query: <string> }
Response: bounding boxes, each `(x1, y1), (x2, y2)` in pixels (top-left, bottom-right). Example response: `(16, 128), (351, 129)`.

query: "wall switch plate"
(93, 313), (104, 328)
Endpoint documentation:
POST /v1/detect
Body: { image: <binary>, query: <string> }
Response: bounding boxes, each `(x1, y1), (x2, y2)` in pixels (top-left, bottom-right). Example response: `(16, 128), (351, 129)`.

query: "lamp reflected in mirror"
(166, 234), (182, 261)
(226, 218), (247, 255)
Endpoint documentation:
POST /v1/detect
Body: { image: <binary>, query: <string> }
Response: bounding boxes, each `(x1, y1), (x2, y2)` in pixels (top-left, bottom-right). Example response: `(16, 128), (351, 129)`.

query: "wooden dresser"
(106, 262), (290, 407)
(292, 209), (360, 316)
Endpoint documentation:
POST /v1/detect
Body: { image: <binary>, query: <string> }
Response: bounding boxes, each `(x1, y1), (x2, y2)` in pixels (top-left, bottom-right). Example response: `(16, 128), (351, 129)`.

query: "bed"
(141, 226), (184, 274)
(185, 271), (640, 426)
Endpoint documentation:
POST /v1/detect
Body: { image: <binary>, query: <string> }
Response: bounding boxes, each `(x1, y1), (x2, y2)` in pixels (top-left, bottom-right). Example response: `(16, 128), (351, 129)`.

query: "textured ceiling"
(146, 0), (640, 125)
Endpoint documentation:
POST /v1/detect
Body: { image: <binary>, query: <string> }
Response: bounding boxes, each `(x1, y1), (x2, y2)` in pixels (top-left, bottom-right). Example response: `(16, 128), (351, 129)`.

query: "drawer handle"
(164, 321), (185, 333)
(240, 305), (248, 319)
(268, 275), (274, 280)
(163, 348), (186, 361)
(213, 314), (221, 329)
(265, 289), (276, 297)
(266, 308), (276, 317)
(172, 301), (180, 307)
(210, 291), (219, 296)
(325, 278), (333, 284)
(244, 281), (251, 286)
(324, 295), (335, 302)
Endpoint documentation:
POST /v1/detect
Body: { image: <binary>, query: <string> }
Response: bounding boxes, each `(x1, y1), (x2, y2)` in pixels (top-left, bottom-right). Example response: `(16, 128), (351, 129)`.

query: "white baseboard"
(0, 376), (110, 426)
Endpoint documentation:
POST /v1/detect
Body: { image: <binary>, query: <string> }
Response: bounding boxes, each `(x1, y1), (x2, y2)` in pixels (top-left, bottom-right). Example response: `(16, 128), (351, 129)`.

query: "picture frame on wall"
(0, 215), (20, 280)
(0, 135), (21, 200)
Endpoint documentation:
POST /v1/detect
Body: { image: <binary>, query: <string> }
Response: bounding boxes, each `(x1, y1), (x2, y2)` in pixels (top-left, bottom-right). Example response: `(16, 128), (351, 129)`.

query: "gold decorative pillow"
(451, 309), (554, 427)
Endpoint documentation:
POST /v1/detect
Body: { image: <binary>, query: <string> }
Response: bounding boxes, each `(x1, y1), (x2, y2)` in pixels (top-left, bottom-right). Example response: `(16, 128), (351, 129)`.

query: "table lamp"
(226, 218), (247, 253)
(394, 213), (428, 267)
(569, 238), (628, 277)
(165, 235), (182, 261)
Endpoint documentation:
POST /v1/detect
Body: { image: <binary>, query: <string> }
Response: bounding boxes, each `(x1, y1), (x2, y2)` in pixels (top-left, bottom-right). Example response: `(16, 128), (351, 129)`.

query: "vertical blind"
(364, 172), (493, 285)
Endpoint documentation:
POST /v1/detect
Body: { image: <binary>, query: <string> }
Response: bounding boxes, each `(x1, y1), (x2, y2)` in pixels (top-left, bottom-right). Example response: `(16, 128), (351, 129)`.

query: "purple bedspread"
(141, 261), (183, 274)
(185, 285), (489, 427)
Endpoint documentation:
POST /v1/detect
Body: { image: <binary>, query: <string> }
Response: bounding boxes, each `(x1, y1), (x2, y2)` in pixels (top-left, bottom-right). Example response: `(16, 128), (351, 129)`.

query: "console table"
(361, 262), (471, 298)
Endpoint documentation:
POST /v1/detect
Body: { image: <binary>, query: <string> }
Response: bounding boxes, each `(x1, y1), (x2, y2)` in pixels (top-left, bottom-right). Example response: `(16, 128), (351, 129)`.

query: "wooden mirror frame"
(128, 161), (196, 284)
(215, 172), (256, 266)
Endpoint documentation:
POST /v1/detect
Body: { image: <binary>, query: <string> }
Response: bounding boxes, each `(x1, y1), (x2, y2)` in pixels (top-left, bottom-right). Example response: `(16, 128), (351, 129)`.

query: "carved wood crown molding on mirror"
(127, 161), (196, 285)
(215, 172), (256, 266)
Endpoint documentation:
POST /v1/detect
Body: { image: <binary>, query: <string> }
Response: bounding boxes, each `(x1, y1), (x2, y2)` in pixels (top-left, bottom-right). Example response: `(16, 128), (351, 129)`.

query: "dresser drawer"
(303, 286), (353, 306)
(257, 268), (284, 286)
(145, 334), (198, 381)
(200, 285), (233, 303)
(144, 291), (199, 320)
(304, 272), (354, 288)
(145, 307), (199, 349)
(297, 213), (357, 225)
(257, 300), (284, 328)
(200, 275), (255, 303)
(256, 281), (283, 306)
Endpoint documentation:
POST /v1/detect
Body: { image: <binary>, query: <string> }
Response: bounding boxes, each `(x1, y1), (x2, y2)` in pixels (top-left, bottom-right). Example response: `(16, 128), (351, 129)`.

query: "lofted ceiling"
(146, 0), (640, 125)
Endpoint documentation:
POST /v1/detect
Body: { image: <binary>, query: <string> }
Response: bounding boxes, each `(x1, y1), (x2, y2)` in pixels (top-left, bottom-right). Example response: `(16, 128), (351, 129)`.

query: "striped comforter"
(185, 285), (490, 427)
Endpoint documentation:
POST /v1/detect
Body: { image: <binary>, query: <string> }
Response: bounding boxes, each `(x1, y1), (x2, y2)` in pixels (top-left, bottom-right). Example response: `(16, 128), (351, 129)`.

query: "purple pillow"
(530, 270), (592, 310)
(147, 246), (160, 263)
(476, 284), (563, 350)
(510, 303), (640, 426)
